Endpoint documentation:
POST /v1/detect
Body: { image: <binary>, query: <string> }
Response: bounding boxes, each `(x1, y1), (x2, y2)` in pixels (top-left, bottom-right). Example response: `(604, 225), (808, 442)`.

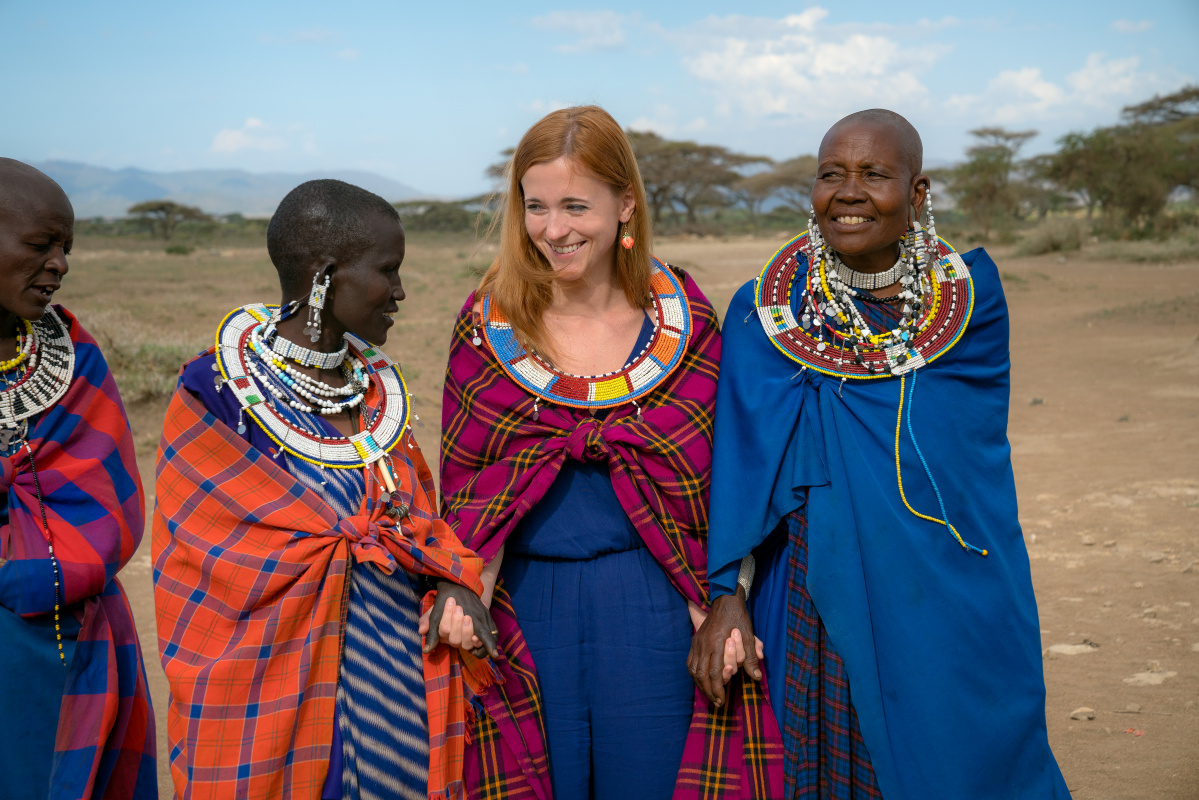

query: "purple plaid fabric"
(441, 268), (784, 799)
(783, 509), (881, 799)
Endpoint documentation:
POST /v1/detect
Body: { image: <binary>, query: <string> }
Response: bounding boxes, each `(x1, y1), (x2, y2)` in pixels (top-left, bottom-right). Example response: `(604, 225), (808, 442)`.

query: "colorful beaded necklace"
(479, 258), (691, 412)
(214, 304), (410, 470)
(754, 226), (973, 380)
(0, 309), (74, 429)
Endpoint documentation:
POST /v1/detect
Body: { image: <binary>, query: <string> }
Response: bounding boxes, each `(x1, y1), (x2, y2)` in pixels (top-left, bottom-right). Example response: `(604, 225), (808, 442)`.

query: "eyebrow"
(524, 195), (591, 204)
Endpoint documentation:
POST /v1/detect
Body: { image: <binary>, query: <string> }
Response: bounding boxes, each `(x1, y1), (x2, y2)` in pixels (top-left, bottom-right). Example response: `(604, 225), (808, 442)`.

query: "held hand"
(687, 590), (762, 707)
(424, 580), (500, 659)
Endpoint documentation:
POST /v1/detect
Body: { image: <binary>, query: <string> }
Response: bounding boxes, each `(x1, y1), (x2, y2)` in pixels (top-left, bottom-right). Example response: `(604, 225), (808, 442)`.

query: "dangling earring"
(620, 223), (634, 250)
(304, 267), (331, 343)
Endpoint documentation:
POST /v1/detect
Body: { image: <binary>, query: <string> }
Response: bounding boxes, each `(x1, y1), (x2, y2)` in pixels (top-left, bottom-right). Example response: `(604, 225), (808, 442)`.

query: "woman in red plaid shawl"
(440, 107), (783, 799)
(0, 159), (156, 800)
(153, 180), (498, 800)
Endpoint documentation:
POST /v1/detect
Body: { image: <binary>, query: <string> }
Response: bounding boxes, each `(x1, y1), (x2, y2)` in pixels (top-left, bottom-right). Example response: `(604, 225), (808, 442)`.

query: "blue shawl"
(708, 247), (1068, 799)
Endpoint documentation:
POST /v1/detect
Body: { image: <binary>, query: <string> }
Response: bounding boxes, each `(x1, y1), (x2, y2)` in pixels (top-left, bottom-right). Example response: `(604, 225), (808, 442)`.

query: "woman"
(440, 106), (782, 799)
(698, 110), (1070, 798)
(0, 159), (156, 799)
(153, 179), (497, 800)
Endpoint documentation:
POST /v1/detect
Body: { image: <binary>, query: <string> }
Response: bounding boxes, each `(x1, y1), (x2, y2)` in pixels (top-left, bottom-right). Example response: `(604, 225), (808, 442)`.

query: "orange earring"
(620, 223), (634, 250)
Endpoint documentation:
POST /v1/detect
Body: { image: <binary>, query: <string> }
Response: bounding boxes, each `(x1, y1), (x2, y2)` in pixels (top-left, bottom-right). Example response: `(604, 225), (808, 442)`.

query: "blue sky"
(2, 0), (1196, 197)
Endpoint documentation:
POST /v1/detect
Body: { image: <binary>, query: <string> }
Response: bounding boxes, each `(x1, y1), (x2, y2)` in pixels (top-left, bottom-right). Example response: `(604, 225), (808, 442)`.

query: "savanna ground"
(56, 231), (1197, 799)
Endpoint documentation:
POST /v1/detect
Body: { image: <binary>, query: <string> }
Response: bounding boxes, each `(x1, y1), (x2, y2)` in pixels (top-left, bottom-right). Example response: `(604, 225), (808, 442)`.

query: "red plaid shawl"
(154, 373), (493, 800)
(0, 307), (155, 800)
(441, 269), (784, 799)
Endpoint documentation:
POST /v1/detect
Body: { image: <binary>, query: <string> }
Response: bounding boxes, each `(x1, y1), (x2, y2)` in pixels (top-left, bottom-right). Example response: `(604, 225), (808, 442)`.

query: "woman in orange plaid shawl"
(153, 180), (498, 800)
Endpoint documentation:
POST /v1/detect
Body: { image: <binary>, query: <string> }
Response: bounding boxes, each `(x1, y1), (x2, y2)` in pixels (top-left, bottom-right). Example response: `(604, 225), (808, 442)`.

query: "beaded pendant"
(215, 304), (410, 468)
(754, 230), (973, 380)
(481, 259), (691, 409)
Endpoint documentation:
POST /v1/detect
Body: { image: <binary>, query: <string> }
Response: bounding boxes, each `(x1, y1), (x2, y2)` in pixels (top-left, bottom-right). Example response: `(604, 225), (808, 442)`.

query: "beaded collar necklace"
(479, 259), (691, 412)
(829, 243), (907, 290)
(0, 308), (74, 438)
(754, 225), (973, 380)
(215, 304), (409, 469)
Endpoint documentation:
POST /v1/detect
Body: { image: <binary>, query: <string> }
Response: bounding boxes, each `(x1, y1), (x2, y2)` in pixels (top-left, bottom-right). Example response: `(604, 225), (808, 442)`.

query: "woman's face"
(521, 156), (634, 284)
(0, 181), (73, 325)
(810, 122), (926, 273)
(328, 213), (406, 346)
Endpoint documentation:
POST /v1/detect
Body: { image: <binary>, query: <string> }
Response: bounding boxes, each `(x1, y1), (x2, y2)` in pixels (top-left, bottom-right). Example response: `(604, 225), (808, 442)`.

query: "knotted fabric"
(154, 381), (490, 800)
(441, 267), (784, 799)
(0, 306), (155, 800)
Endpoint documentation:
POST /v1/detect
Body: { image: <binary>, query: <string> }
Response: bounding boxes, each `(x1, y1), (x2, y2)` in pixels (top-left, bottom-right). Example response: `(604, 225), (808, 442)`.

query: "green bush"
(165, 244), (194, 256)
(1015, 219), (1083, 255)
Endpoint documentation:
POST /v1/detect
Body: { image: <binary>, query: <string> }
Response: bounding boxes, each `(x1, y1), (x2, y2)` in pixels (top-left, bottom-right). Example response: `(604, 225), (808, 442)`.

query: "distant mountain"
(31, 161), (428, 218)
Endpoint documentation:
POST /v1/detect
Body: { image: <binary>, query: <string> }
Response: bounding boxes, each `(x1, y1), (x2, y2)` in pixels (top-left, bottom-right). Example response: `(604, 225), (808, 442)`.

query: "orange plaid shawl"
(153, 381), (491, 800)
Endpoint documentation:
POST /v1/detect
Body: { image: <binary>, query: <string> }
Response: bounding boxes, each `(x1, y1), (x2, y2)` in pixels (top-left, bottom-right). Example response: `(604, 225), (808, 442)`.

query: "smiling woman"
(703, 109), (1072, 800)
(0, 158), (157, 800)
(152, 179), (498, 800)
(440, 106), (784, 800)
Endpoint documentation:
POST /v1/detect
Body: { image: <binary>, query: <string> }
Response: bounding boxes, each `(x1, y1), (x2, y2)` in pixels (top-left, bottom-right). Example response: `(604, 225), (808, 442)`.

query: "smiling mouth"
(31, 285), (58, 302)
(550, 242), (584, 255)
(834, 216), (873, 225)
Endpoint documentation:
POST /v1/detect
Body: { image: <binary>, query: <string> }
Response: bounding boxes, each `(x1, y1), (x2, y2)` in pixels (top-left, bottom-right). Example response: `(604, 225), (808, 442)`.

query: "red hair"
(479, 105), (652, 360)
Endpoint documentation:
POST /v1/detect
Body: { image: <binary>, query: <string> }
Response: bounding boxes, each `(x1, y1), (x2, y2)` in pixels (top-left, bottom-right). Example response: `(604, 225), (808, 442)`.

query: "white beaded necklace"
(214, 303), (410, 470)
(0, 308), (74, 440)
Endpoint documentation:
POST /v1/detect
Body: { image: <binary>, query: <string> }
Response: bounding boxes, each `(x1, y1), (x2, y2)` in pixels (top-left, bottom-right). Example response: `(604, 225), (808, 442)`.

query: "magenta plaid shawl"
(441, 268), (784, 799)
(0, 307), (155, 800)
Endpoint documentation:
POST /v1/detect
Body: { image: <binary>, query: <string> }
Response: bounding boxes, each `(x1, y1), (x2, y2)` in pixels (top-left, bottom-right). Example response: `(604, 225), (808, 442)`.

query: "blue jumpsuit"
(500, 317), (695, 799)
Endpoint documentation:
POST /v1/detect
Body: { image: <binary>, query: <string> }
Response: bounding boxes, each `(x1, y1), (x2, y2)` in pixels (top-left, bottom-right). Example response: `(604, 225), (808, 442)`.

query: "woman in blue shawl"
(691, 110), (1070, 799)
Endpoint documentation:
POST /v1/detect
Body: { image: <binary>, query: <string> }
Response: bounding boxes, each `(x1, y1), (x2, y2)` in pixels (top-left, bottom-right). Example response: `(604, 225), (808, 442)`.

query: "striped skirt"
(337, 561), (430, 800)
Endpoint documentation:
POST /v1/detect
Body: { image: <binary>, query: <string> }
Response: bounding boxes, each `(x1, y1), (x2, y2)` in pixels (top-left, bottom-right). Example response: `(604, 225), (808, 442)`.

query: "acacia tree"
(128, 200), (211, 240)
(943, 128), (1037, 240)
(627, 131), (684, 224)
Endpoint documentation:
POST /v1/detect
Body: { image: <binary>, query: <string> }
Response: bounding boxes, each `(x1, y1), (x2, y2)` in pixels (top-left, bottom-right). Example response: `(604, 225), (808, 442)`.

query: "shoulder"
(657, 259), (718, 325)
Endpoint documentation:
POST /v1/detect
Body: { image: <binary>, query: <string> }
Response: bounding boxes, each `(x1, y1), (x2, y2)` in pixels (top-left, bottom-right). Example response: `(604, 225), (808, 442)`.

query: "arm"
(479, 542), (503, 608)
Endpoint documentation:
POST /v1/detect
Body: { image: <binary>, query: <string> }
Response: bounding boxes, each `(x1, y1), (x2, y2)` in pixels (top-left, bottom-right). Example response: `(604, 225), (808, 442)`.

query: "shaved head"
(0, 158), (71, 221)
(821, 109), (923, 177)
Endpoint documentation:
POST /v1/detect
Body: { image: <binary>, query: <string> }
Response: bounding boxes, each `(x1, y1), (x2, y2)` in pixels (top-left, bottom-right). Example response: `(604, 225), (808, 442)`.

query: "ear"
(910, 174), (930, 218)
(618, 185), (636, 224)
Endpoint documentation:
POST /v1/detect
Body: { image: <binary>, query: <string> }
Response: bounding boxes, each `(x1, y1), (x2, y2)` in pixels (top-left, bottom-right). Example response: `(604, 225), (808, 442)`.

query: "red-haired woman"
(440, 106), (782, 799)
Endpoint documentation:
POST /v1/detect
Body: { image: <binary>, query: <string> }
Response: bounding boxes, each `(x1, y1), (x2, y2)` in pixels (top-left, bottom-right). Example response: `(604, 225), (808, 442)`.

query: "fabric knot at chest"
(329, 514), (400, 574)
(565, 417), (610, 462)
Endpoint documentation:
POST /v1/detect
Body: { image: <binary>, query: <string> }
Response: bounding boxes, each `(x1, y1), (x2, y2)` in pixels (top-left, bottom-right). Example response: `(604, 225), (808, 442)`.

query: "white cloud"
(530, 11), (628, 54)
(210, 118), (289, 154)
(1067, 53), (1141, 106)
(667, 10), (937, 120)
(1110, 19), (1153, 34)
(947, 52), (1171, 125)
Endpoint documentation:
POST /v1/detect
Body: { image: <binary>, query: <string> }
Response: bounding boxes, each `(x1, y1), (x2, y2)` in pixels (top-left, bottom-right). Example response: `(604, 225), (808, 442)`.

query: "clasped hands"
(688, 588), (763, 708)
(418, 580), (500, 660)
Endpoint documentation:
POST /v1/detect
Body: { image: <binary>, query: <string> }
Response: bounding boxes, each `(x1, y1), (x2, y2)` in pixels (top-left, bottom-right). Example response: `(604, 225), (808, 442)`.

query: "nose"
(835, 173), (868, 203)
(393, 280), (406, 303)
(47, 245), (70, 278)
(545, 210), (571, 242)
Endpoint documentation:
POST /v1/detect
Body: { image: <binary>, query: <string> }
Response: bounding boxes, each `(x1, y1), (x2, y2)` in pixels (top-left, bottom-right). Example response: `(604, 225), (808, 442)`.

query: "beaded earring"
(304, 267), (332, 343)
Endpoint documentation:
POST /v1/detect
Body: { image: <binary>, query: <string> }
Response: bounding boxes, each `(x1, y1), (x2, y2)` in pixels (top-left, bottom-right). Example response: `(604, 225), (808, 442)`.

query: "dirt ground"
(57, 233), (1197, 798)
